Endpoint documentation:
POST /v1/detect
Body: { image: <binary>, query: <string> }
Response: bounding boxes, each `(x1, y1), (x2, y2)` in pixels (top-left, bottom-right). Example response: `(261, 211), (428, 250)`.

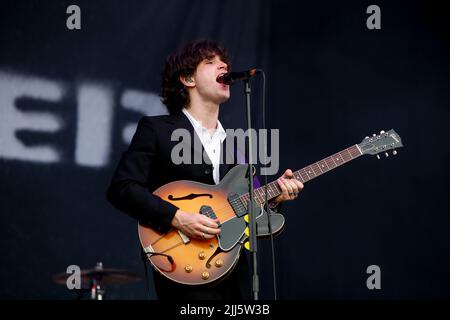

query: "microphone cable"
(260, 70), (278, 300)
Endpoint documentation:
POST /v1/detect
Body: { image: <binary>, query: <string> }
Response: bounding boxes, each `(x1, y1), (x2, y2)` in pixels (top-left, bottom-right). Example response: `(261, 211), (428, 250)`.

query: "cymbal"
(53, 266), (143, 288)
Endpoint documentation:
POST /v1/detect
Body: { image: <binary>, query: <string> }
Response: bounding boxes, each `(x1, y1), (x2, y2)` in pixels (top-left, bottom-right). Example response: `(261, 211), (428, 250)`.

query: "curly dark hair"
(160, 39), (231, 115)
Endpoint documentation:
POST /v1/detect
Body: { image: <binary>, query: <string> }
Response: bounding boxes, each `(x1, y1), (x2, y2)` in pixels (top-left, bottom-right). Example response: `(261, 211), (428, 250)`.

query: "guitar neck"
(239, 144), (362, 206)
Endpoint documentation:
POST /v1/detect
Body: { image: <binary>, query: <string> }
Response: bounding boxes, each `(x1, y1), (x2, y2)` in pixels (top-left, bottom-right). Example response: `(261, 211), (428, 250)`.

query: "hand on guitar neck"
(271, 169), (304, 206)
(171, 210), (222, 240)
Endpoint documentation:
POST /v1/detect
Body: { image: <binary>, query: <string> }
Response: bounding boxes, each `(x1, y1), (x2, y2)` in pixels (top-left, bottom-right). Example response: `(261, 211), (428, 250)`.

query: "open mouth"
(216, 72), (228, 85)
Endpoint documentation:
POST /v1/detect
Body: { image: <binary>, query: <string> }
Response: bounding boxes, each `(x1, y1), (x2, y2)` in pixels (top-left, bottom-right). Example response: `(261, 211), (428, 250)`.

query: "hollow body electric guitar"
(138, 129), (403, 285)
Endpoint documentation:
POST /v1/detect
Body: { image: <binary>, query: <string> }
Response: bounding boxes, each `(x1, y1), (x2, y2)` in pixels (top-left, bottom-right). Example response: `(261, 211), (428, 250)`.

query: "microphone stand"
(243, 78), (259, 300)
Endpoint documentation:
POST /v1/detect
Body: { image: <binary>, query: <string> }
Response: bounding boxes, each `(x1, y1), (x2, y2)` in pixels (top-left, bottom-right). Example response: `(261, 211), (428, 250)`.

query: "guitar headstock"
(358, 129), (403, 158)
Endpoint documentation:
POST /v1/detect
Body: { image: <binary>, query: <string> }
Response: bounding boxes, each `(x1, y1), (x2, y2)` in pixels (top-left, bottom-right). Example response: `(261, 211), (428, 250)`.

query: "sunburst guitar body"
(138, 164), (284, 285)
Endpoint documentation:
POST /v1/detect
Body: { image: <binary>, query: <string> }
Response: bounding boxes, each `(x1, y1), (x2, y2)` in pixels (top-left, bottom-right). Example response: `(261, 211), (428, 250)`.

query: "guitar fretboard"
(239, 144), (362, 207)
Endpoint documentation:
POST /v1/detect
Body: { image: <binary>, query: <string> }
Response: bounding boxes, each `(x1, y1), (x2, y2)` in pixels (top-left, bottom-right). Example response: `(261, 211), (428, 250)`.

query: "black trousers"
(152, 253), (251, 300)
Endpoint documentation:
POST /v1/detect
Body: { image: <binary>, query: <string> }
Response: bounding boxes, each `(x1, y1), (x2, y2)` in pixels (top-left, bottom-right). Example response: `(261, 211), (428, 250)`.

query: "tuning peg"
(373, 134), (377, 137)
(393, 150), (397, 155)
(380, 130), (385, 134)
(365, 136), (369, 139)
(385, 152), (389, 157)
(376, 154), (380, 159)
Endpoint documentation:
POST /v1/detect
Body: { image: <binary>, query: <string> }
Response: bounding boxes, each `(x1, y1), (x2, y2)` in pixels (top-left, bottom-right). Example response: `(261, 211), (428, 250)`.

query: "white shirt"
(182, 108), (226, 184)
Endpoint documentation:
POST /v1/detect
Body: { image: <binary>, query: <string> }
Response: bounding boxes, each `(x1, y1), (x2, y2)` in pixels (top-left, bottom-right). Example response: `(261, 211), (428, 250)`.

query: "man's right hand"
(171, 209), (221, 240)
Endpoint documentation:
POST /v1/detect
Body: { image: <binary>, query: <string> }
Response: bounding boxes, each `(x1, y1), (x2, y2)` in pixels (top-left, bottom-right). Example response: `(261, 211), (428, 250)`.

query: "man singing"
(106, 39), (303, 300)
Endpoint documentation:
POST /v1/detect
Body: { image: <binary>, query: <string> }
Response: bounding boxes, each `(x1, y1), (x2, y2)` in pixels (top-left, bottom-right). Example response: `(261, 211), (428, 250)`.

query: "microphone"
(216, 68), (260, 85)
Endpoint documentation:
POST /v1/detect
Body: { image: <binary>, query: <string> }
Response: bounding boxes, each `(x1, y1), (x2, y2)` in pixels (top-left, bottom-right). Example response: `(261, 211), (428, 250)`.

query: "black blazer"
(106, 112), (239, 233)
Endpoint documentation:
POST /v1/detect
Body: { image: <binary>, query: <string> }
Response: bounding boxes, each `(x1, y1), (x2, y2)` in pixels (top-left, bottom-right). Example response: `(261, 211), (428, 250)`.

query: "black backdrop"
(1, 0), (449, 299)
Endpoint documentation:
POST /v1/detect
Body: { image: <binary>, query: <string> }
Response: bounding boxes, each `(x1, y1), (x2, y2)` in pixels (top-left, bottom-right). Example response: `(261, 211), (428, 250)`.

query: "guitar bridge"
(177, 230), (190, 244)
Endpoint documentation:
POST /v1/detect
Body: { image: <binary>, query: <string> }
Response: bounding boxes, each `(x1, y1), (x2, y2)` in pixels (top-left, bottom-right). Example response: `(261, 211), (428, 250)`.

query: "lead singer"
(106, 39), (303, 300)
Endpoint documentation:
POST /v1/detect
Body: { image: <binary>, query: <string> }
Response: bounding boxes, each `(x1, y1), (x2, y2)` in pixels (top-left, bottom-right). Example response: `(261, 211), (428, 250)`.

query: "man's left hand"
(272, 169), (304, 205)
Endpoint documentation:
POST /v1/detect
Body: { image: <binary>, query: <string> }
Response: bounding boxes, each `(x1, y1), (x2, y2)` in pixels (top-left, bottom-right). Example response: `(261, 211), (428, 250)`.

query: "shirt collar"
(182, 108), (226, 142)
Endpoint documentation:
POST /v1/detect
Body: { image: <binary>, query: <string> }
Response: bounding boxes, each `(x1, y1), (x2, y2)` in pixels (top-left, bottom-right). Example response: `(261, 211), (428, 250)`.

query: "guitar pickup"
(200, 206), (221, 227)
(228, 193), (247, 218)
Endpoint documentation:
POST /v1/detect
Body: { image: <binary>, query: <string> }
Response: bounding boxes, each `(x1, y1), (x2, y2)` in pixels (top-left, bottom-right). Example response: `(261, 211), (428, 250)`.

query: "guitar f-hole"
(168, 193), (213, 201)
(205, 246), (222, 269)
